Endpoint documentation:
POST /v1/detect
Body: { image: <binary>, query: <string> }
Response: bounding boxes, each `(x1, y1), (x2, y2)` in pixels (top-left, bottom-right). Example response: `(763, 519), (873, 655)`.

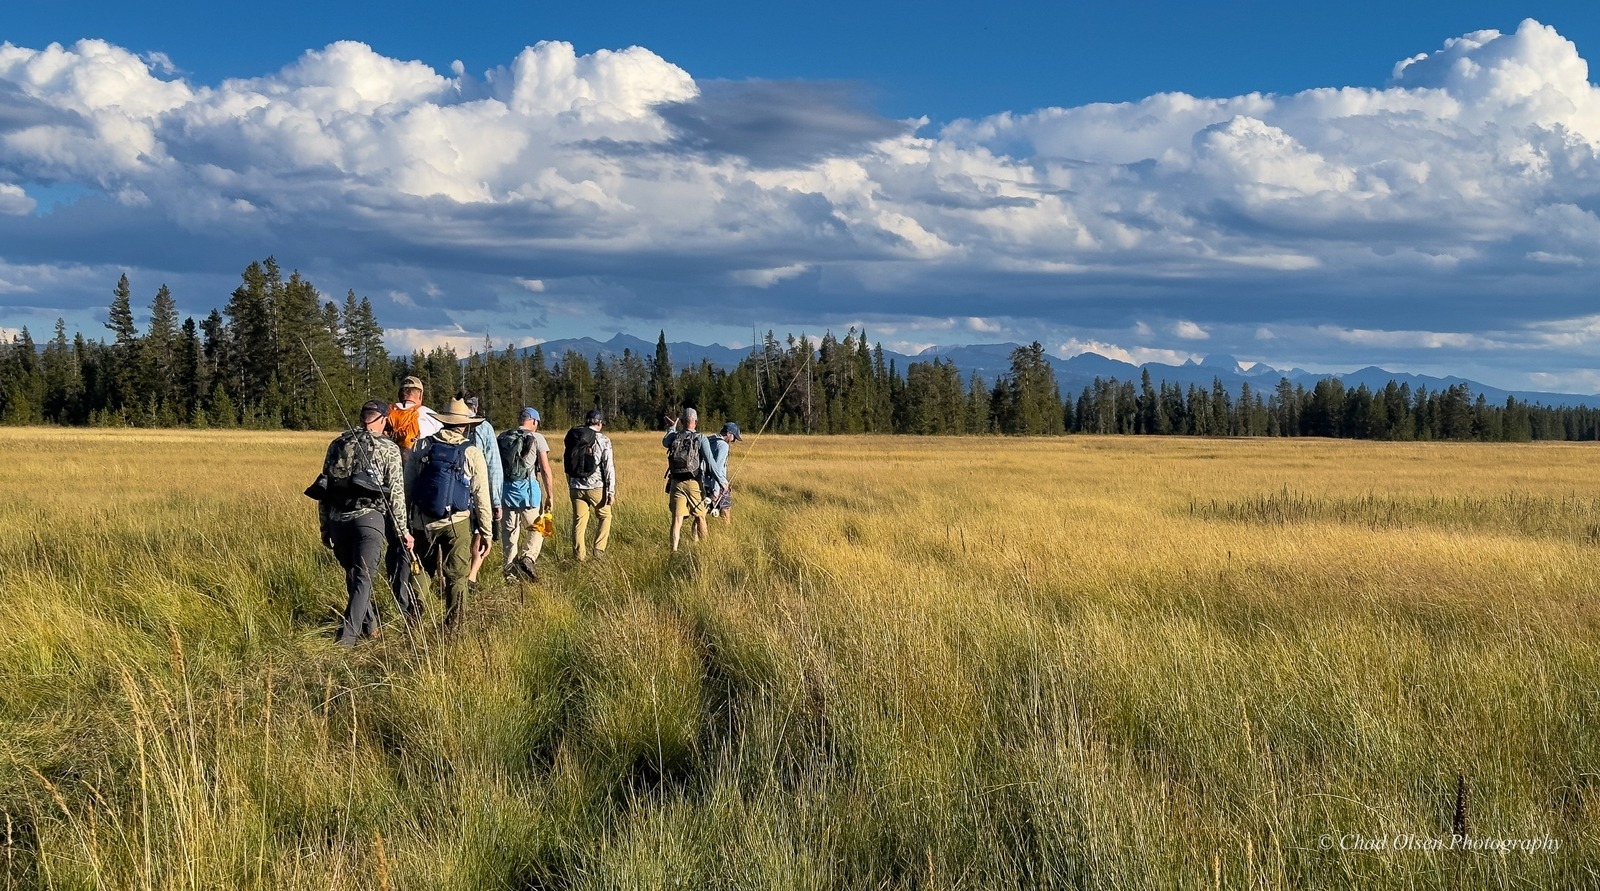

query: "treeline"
(1068, 372), (1600, 441)
(3, 260), (1600, 441)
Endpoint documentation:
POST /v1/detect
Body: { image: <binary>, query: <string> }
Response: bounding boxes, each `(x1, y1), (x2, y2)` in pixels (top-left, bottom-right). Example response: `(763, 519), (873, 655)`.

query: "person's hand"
(321, 529), (335, 550)
(474, 536), (492, 558)
(494, 506), (503, 522)
(665, 414), (678, 427)
(402, 532), (415, 551)
(540, 498), (552, 514)
(603, 492), (615, 507)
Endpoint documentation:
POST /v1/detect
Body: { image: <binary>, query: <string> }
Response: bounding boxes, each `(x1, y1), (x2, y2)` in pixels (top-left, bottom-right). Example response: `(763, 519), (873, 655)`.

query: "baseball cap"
(520, 407), (541, 422)
(464, 395), (481, 412)
(585, 409), (605, 424)
(684, 407), (698, 423)
(720, 421), (743, 441)
(399, 375), (424, 391)
(360, 400), (389, 420)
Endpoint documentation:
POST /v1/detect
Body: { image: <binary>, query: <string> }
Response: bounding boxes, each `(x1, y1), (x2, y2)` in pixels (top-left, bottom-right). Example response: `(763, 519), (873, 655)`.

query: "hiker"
(497, 407), (554, 581)
(312, 400), (412, 647)
(564, 409), (615, 562)
(386, 375), (442, 457)
(404, 398), (494, 629)
(662, 407), (722, 551)
(383, 375), (440, 611)
(461, 395), (504, 585)
(704, 421), (741, 523)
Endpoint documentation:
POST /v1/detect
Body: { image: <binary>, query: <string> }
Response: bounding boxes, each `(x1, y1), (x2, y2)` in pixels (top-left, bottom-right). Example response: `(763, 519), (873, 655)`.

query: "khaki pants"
(501, 507), (546, 571)
(669, 478), (706, 518)
(570, 487), (611, 560)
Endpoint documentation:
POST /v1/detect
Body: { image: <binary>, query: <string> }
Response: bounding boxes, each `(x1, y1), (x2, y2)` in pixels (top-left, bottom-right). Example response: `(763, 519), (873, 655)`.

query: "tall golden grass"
(1, 429), (1595, 888)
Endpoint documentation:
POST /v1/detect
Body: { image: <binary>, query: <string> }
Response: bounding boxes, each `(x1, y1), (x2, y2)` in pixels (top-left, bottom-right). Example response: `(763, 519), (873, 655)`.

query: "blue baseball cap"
(720, 422), (742, 441)
(520, 407), (541, 422)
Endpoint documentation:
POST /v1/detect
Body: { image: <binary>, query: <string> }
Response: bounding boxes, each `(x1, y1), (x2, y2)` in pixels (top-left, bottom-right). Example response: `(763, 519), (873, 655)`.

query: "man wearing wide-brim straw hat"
(403, 397), (494, 630)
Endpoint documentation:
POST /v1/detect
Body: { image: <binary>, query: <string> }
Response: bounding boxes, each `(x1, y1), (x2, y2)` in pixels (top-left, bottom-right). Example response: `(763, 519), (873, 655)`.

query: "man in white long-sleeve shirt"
(564, 409), (615, 561)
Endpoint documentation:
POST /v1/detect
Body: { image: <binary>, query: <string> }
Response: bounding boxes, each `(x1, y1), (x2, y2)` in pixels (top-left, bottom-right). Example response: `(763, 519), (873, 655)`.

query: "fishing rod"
(739, 343), (813, 461)
(298, 334), (354, 429)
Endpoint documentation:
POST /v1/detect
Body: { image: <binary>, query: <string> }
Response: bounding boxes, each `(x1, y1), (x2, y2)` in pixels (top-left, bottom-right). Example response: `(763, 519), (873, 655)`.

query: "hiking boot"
(516, 557), (539, 582)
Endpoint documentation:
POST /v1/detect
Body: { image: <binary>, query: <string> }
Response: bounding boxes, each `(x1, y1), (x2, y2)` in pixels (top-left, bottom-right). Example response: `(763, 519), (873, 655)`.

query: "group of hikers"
(306, 375), (742, 646)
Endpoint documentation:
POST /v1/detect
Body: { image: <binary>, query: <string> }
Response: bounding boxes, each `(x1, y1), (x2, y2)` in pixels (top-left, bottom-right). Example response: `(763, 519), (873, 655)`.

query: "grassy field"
(1, 428), (1596, 889)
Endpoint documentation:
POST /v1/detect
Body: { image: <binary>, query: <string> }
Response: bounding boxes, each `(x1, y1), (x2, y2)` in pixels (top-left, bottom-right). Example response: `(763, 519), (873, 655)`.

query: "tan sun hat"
(432, 397), (482, 425)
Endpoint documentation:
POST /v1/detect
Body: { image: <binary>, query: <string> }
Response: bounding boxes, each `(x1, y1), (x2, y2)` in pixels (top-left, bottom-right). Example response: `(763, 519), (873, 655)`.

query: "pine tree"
(223, 261), (274, 414)
(142, 284), (180, 414)
(1003, 342), (1062, 434)
(340, 292), (388, 399)
(42, 319), (84, 423)
(176, 318), (206, 424)
(649, 330), (675, 417)
(105, 273), (140, 414)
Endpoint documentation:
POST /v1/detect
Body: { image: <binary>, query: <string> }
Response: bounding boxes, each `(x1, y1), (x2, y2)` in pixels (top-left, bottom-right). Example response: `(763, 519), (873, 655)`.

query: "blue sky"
(3, 2), (1600, 390)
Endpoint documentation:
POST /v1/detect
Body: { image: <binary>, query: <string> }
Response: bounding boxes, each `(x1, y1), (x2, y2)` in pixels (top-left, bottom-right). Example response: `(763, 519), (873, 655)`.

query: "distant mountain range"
(522, 333), (1600, 409)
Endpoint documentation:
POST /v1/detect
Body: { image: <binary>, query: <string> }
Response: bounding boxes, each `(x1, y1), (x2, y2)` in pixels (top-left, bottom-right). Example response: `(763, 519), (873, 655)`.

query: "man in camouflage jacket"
(318, 400), (413, 646)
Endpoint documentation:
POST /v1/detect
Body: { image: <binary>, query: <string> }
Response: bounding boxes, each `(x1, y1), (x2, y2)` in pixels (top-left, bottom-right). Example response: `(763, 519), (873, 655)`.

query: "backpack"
(564, 426), (599, 478)
(498, 428), (535, 482)
(413, 439), (473, 519)
(666, 430), (701, 479)
(306, 430), (386, 510)
(388, 403), (423, 451)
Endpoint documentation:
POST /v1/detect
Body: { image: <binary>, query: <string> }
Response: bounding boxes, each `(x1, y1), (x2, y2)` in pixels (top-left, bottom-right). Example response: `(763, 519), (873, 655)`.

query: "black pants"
(331, 512), (387, 645)
(385, 527), (422, 618)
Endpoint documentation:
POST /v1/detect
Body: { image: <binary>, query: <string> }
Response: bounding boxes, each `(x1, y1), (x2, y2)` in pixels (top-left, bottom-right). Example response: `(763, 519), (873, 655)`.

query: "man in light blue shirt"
(462, 395), (503, 584)
(704, 421), (741, 523)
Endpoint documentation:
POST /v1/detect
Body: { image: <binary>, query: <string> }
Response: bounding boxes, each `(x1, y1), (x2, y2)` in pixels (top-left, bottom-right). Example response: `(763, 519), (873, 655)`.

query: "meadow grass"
(1, 429), (1596, 889)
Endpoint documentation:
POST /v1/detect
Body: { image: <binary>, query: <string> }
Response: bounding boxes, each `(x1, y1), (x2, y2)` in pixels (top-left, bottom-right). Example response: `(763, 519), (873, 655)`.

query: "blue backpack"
(414, 439), (473, 520)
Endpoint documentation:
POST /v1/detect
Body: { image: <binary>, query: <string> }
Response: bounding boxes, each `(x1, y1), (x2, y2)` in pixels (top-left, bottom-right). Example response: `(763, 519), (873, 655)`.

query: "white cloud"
(1, 21), (1600, 384)
(729, 264), (809, 287)
(1525, 369), (1600, 393)
(883, 340), (938, 355)
(1317, 325), (1500, 350)
(0, 184), (35, 215)
(386, 325), (485, 353)
(1059, 338), (1197, 366)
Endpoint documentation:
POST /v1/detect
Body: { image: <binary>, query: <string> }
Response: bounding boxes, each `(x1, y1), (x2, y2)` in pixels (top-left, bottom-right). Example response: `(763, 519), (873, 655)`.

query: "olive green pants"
(416, 516), (472, 627)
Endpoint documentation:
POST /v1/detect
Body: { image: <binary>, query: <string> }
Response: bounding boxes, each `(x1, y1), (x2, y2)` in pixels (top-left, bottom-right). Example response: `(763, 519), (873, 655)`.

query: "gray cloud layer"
(2, 22), (1600, 388)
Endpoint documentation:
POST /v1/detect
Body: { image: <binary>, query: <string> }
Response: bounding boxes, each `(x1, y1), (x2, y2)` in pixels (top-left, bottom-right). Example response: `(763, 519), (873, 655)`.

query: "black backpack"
(666, 430), (701, 479)
(498, 428), (535, 482)
(305, 430), (386, 510)
(413, 439), (473, 519)
(564, 426), (599, 478)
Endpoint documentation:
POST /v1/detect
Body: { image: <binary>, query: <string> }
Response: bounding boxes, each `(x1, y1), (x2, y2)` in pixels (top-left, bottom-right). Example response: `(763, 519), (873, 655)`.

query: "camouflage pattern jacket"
(318, 428), (408, 532)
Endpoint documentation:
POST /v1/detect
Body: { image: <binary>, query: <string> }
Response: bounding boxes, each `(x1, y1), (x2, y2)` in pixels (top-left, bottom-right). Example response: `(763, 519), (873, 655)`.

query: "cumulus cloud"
(1059, 338), (1198, 366)
(2, 20), (1600, 388)
(0, 183), (34, 214)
